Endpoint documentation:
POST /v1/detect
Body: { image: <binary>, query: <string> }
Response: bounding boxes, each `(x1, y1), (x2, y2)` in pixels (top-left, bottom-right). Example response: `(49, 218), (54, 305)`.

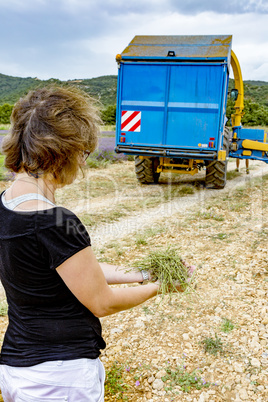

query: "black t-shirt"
(0, 192), (106, 367)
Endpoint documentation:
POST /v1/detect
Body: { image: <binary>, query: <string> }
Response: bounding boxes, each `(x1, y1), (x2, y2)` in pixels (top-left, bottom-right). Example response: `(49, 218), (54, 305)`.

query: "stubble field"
(0, 156), (268, 401)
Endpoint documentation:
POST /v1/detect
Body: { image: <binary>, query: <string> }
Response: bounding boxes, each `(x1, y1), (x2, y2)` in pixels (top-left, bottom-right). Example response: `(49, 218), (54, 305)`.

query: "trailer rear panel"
(116, 35), (232, 159)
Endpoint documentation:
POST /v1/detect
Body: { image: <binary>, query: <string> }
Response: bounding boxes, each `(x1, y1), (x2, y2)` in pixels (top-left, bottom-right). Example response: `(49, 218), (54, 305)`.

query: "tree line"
(0, 103), (117, 125)
(1, 98), (267, 126)
(0, 72), (267, 126)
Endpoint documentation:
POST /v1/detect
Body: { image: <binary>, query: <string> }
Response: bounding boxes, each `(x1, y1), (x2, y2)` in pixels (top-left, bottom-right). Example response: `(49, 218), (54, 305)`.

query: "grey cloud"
(2, 0), (266, 47)
(0, 0), (123, 79)
(1, 0), (267, 17)
(0, 7), (104, 45)
(168, 0), (268, 14)
(0, 0), (267, 81)
(0, 0), (161, 54)
(60, 0), (268, 15)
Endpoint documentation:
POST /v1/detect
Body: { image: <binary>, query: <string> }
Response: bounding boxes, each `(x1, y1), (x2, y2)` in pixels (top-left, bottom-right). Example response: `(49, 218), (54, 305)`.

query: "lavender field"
(94, 135), (128, 162)
(0, 132), (128, 180)
(0, 132), (120, 160)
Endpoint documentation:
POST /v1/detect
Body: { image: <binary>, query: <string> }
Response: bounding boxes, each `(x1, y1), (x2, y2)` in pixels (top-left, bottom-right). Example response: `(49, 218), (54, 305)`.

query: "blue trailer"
(115, 35), (268, 188)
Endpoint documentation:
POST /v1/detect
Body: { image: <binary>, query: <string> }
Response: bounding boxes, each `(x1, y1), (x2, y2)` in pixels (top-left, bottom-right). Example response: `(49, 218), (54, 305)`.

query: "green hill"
(0, 73), (267, 107)
(0, 73), (41, 104)
(67, 76), (118, 107)
(244, 81), (268, 107)
(0, 73), (117, 107)
(0, 73), (267, 126)
(228, 79), (268, 107)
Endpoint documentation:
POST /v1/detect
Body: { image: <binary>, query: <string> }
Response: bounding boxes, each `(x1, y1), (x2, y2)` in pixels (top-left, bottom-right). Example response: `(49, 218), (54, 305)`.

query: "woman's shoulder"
(36, 205), (83, 229)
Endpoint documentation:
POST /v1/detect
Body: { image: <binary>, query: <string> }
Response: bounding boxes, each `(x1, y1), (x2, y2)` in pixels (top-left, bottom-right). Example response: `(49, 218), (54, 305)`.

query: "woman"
(0, 86), (189, 401)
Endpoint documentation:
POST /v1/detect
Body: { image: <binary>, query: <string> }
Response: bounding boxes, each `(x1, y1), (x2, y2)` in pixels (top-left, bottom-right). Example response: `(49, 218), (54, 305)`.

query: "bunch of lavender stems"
(137, 247), (193, 295)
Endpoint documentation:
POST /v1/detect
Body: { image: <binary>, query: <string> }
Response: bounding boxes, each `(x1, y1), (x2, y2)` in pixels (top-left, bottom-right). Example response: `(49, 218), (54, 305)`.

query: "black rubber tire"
(135, 156), (160, 184)
(205, 127), (230, 189)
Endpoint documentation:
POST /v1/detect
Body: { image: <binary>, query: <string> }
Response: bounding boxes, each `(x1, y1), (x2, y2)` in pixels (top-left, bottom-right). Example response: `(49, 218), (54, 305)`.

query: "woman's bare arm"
(99, 262), (146, 284)
(56, 246), (158, 318)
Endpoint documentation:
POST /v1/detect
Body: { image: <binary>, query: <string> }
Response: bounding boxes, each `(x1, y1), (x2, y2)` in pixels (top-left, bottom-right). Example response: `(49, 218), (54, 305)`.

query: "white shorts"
(0, 358), (105, 402)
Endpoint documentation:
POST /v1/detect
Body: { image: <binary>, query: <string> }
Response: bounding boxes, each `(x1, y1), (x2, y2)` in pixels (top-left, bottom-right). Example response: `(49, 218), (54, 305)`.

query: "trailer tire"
(205, 127), (230, 189)
(135, 156), (160, 184)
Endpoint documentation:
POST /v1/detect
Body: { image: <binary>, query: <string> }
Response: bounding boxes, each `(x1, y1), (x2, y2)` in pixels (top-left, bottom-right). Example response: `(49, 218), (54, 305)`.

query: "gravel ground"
(0, 160), (268, 401)
(82, 164), (268, 402)
(97, 161), (268, 401)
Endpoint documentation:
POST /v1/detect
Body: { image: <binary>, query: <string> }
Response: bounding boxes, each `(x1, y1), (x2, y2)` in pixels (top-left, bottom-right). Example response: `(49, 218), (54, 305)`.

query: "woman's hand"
(183, 261), (196, 278)
(154, 261), (196, 294)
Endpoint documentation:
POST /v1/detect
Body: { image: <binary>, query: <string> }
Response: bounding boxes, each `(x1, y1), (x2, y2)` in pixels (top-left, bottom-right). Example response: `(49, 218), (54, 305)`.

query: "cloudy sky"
(0, 0), (267, 82)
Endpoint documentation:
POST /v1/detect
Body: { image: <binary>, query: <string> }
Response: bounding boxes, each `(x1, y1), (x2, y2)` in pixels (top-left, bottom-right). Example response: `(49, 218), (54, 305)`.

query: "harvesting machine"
(114, 35), (268, 188)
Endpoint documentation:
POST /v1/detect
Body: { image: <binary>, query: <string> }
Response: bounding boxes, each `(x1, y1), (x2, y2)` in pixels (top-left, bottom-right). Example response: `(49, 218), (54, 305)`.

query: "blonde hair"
(2, 85), (101, 185)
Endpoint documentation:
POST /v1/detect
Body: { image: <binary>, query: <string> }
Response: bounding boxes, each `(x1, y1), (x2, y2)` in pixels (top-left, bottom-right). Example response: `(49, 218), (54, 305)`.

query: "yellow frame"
(230, 50), (244, 128)
(242, 139), (268, 152)
(156, 157), (201, 175)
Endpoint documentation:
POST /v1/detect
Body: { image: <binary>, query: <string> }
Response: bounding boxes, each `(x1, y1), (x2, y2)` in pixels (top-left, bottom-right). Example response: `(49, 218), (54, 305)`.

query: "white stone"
(182, 333), (190, 341)
(249, 339), (261, 351)
(110, 327), (123, 335)
(207, 390), (216, 394)
(152, 378), (164, 390)
(262, 316), (268, 325)
(155, 369), (166, 379)
(257, 385), (265, 391)
(198, 392), (205, 402)
(134, 320), (145, 328)
(251, 358), (261, 368)
(233, 362), (244, 373)
(239, 388), (249, 400)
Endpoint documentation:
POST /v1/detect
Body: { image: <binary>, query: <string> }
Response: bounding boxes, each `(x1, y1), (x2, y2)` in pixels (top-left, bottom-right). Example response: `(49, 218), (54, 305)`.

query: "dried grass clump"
(137, 247), (194, 295)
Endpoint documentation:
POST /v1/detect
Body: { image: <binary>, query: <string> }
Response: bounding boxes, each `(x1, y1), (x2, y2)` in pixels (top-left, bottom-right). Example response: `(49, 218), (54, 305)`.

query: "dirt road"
(84, 160), (268, 249)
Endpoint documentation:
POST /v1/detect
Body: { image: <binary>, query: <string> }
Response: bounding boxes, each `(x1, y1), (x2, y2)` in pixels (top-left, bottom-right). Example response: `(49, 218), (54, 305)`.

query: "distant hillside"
(0, 73), (267, 107)
(228, 79), (268, 107)
(0, 73), (42, 105)
(244, 80), (268, 107)
(67, 75), (117, 107)
(0, 73), (117, 107)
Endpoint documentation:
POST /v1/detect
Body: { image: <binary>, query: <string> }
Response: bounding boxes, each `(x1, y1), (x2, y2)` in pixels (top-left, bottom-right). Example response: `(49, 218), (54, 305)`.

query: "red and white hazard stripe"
(121, 111), (141, 132)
